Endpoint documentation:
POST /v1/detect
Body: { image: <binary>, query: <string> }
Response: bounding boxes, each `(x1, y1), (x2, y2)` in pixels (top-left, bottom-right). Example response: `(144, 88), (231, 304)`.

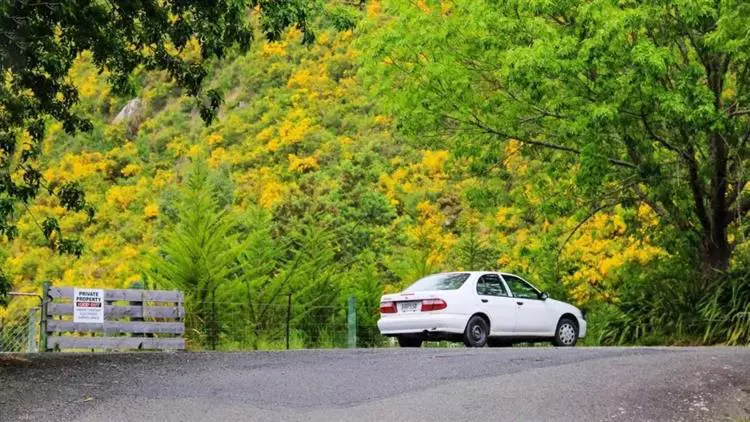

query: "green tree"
(451, 215), (496, 271)
(227, 206), (293, 348)
(287, 221), (345, 347)
(362, 0), (750, 276)
(0, 0), (314, 304)
(350, 254), (388, 347)
(148, 159), (246, 349)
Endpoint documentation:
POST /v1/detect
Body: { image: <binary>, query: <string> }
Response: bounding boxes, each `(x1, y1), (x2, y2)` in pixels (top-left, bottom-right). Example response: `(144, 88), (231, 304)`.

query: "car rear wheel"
(553, 317), (578, 347)
(463, 315), (489, 347)
(397, 336), (422, 348)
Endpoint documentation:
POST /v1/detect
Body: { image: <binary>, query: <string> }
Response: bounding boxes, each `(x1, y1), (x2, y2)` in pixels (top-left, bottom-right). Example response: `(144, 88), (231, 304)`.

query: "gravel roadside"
(1, 347), (748, 422)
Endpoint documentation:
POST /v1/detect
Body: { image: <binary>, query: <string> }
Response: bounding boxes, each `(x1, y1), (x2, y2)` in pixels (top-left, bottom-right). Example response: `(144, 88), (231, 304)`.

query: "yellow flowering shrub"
(263, 42), (287, 57)
(561, 207), (666, 305)
(288, 153), (319, 173)
(121, 163), (141, 177)
(106, 185), (138, 209)
(405, 201), (458, 267)
(206, 133), (223, 146)
(143, 203), (159, 218)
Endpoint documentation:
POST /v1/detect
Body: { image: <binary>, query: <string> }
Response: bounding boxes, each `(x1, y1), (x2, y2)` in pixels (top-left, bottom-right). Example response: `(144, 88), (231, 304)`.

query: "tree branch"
(726, 180), (748, 207)
(465, 115), (637, 169)
(685, 144), (711, 231)
(641, 113), (681, 154)
(727, 196), (750, 225)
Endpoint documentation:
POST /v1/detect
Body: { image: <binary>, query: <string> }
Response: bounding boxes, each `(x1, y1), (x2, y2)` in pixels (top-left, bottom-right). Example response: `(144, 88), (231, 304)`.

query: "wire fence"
(0, 291), (396, 353)
(181, 297), (389, 351)
(0, 294), (41, 353)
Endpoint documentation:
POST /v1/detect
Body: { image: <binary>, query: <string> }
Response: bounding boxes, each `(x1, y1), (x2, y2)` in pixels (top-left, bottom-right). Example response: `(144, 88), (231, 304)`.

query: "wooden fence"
(43, 285), (185, 351)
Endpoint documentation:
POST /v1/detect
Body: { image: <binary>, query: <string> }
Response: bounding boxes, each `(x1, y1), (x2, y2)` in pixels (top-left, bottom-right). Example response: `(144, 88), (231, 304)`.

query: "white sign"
(73, 288), (104, 323)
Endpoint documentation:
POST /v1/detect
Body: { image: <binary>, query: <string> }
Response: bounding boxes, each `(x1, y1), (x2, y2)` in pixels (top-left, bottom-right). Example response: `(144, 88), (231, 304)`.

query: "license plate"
(398, 301), (420, 313)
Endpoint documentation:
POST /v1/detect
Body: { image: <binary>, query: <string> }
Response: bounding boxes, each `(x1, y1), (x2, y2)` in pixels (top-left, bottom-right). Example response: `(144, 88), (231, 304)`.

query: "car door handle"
(481, 299), (488, 303)
(516, 301), (524, 306)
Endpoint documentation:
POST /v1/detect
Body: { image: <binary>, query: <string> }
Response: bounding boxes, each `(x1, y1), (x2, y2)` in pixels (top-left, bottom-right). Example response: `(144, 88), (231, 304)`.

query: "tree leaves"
(0, 0), (314, 300)
(363, 0), (750, 272)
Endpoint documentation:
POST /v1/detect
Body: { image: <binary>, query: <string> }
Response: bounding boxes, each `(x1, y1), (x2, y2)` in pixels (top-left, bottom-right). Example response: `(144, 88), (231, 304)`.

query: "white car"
(377, 271), (586, 347)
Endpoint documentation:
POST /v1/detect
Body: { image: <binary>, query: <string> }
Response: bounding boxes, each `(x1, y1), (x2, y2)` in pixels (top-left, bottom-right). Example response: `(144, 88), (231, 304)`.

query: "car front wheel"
(553, 317), (579, 347)
(463, 315), (489, 347)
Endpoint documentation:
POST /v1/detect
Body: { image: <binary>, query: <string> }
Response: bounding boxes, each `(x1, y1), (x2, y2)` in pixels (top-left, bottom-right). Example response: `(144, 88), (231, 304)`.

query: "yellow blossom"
(186, 144), (203, 158)
(288, 153), (319, 173)
(206, 133), (223, 146)
(262, 42), (287, 57)
(121, 163), (141, 177)
(421, 150), (449, 174)
(209, 147), (227, 168)
(143, 203), (159, 218)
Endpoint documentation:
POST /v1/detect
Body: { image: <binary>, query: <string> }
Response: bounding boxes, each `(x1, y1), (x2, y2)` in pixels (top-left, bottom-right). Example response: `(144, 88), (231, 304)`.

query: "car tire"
(463, 315), (489, 347)
(553, 317), (579, 347)
(487, 338), (512, 348)
(397, 336), (422, 348)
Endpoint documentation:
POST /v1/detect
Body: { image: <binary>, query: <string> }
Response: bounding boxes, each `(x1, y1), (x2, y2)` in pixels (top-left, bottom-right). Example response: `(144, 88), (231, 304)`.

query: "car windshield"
(404, 273), (470, 292)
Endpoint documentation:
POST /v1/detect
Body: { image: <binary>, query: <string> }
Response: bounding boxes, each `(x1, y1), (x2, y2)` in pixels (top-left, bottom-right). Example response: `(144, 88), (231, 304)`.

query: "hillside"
(2, 0), (748, 348)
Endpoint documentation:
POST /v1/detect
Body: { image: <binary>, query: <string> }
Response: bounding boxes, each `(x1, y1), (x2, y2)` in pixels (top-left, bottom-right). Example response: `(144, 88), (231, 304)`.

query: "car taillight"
(421, 299), (447, 311)
(379, 302), (397, 314)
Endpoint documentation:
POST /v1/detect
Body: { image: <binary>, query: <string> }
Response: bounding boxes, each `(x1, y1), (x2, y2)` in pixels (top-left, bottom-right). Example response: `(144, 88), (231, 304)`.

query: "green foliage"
(287, 221), (346, 346)
(0, 270), (9, 306)
(148, 159), (247, 348)
(452, 216), (496, 271)
(699, 267), (750, 345)
(601, 261), (750, 346)
(325, 4), (362, 31)
(600, 277), (702, 345)
(350, 255), (388, 347)
(361, 0), (750, 273)
(0, 0), (313, 301)
(2, 0), (749, 348)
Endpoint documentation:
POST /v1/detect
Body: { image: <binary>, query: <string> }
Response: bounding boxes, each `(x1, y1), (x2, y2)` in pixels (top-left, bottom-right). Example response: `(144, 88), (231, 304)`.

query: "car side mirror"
(540, 292), (548, 300)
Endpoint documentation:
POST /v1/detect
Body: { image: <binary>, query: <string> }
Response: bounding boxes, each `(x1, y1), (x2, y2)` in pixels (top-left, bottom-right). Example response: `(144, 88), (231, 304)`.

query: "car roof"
(434, 271), (519, 277)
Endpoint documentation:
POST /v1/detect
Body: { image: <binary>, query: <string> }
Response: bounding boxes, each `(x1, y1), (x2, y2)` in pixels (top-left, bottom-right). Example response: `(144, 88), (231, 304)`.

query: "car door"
(501, 274), (555, 336)
(475, 273), (516, 336)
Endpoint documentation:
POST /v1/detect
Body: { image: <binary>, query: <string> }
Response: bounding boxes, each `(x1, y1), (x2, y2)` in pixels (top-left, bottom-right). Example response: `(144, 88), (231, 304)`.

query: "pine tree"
(148, 158), (246, 349)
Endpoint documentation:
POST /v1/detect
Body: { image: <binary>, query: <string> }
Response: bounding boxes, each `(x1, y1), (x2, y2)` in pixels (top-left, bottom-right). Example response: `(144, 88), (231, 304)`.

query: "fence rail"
(46, 336), (185, 350)
(42, 284), (185, 351)
(47, 303), (185, 319)
(47, 320), (185, 335)
(47, 287), (183, 302)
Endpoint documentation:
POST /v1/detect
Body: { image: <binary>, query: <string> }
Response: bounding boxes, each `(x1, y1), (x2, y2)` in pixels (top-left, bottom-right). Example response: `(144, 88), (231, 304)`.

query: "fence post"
(26, 308), (38, 353)
(40, 281), (49, 352)
(285, 293), (292, 350)
(347, 295), (356, 349)
(129, 281), (148, 339)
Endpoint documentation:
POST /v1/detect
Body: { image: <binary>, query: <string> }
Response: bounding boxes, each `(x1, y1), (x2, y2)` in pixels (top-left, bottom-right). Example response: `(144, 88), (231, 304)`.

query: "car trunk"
(381, 290), (458, 314)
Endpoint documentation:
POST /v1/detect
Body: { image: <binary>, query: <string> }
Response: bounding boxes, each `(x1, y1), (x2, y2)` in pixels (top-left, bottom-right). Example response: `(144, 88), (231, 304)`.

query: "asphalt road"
(1, 347), (749, 422)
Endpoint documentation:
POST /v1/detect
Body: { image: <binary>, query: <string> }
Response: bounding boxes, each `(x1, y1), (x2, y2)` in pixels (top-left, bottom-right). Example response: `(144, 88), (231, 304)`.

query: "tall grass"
(699, 268), (750, 345)
(601, 265), (750, 346)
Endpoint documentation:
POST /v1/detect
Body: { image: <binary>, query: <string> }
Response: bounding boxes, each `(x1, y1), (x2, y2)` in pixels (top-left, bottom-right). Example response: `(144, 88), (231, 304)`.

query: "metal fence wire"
(1, 290), (407, 353)
(0, 295), (40, 353)
(181, 297), (389, 351)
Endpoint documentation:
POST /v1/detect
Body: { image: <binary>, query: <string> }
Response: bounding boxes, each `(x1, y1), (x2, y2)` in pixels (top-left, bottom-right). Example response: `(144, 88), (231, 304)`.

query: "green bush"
(699, 268), (750, 345)
(601, 259), (750, 346)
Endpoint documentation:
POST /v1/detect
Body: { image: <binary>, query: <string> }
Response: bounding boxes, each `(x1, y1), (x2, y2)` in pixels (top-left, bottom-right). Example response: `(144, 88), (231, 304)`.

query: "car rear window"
(404, 273), (470, 292)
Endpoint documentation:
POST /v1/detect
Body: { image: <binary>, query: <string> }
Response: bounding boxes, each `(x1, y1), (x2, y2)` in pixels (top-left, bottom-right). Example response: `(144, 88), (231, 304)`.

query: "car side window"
(476, 274), (508, 297)
(502, 275), (540, 300)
